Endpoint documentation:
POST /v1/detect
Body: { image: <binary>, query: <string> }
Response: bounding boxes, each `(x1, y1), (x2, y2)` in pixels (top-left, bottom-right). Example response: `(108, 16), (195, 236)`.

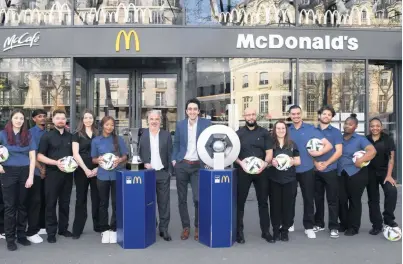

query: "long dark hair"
(272, 120), (293, 149)
(4, 109), (30, 146)
(100, 116), (119, 154)
(76, 109), (98, 138)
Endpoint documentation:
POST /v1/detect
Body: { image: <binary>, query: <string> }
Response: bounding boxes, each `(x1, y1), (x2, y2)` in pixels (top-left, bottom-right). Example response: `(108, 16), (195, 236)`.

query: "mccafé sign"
(115, 29), (140, 52)
(236, 34), (359, 51)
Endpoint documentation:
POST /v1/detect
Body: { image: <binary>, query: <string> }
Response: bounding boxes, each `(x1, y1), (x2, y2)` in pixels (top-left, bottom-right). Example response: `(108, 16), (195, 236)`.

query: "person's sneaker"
(313, 226), (325, 232)
(47, 236), (57, 243)
(369, 228), (382, 235)
(305, 229), (316, 239)
(109, 231), (117, 244)
(17, 237), (31, 246)
(58, 230), (73, 238)
(288, 225), (294, 232)
(330, 229), (339, 238)
(101, 231), (110, 244)
(0, 233), (5, 239)
(344, 228), (358, 236)
(281, 232), (289, 242)
(7, 241), (17, 251)
(27, 234), (43, 244)
(38, 229), (47, 235)
(388, 222), (399, 228)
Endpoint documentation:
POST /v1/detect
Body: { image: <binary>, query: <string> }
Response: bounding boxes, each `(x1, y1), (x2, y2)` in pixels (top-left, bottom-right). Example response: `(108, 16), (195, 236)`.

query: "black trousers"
(39, 178), (46, 229)
(72, 167), (100, 235)
(237, 169), (270, 234)
(97, 179), (116, 232)
(1, 166), (29, 242)
(367, 169), (398, 229)
(26, 176), (43, 236)
(291, 169), (315, 229)
(269, 180), (297, 233)
(339, 168), (368, 232)
(156, 170), (170, 232)
(0, 180), (4, 234)
(314, 170), (339, 230)
(44, 169), (73, 236)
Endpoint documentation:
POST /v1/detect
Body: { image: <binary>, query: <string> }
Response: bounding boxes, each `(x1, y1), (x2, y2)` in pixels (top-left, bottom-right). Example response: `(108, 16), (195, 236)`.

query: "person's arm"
(308, 128), (333, 157)
(355, 137), (376, 167)
(167, 132), (173, 174)
(72, 134), (91, 176)
(37, 134), (58, 166)
(91, 139), (101, 165)
(172, 122), (180, 165)
(292, 144), (301, 166)
(26, 136), (36, 188)
(116, 136), (129, 165)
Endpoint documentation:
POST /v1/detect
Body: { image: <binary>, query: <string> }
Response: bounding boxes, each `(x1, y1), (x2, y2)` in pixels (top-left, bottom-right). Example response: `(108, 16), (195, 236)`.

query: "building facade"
(0, 0), (401, 178)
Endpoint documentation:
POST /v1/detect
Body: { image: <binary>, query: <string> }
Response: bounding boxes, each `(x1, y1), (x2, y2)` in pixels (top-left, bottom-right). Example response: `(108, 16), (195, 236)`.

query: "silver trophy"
(123, 128), (143, 171)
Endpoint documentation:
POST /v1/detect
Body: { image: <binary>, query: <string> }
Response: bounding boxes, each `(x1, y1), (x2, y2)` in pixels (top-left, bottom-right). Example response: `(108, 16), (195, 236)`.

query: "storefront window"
(0, 58), (71, 130)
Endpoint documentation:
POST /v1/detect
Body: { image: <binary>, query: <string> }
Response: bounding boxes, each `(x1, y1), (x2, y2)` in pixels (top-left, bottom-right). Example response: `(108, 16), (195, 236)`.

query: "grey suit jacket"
(139, 128), (173, 175)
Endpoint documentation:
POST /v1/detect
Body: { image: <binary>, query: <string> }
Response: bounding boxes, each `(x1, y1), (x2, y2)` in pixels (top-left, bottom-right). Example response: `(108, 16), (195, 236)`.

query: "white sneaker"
(0, 233), (5, 239)
(313, 226), (325, 232)
(288, 225), (295, 232)
(305, 229), (316, 238)
(330, 229), (339, 238)
(38, 229), (47, 235)
(101, 231), (110, 244)
(27, 234), (43, 244)
(109, 231), (117, 244)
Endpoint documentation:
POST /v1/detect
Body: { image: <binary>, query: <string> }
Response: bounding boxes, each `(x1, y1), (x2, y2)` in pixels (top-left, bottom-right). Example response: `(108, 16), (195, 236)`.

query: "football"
(275, 154), (291, 171)
(244, 156), (265, 174)
(0, 145), (9, 163)
(306, 138), (324, 152)
(100, 153), (118, 170)
(60, 156), (78, 173)
(352, 150), (370, 167)
(383, 225), (402, 242)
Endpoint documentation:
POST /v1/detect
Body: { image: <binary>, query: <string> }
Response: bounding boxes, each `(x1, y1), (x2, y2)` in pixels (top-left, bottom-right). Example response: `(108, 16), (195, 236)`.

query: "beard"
(246, 120), (257, 127)
(55, 124), (65, 129)
(319, 118), (331, 125)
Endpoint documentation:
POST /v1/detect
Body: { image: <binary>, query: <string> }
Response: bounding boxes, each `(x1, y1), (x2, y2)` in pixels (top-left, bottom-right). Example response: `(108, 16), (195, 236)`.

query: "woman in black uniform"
(270, 120), (301, 242)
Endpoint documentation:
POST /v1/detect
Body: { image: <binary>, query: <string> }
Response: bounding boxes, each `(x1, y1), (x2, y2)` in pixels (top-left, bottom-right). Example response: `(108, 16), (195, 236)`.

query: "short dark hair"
(346, 113), (358, 125)
(53, 109), (66, 117)
(185, 98), (201, 110)
(318, 105), (336, 117)
(32, 109), (46, 118)
(288, 105), (301, 113)
(369, 117), (383, 125)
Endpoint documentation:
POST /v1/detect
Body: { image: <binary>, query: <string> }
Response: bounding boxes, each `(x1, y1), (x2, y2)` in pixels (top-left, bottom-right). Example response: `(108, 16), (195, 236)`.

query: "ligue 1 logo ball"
(0, 145), (9, 163)
(352, 150), (370, 167)
(100, 153), (118, 170)
(60, 156), (78, 173)
(275, 154), (291, 171)
(244, 156), (265, 174)
(306, 138), (324, 152)
(383, 225), (402, 242)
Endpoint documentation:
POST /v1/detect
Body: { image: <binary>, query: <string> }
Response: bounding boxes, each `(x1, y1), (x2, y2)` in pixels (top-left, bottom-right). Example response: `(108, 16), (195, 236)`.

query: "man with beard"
(313, 105), (343, 238)
(37, 110), (74, 243)
(235, 108), (274, 244)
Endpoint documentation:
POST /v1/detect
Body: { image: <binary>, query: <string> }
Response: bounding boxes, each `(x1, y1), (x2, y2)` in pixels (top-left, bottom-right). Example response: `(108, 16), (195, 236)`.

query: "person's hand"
(57, 159), (65, 172)
(84, 169), (93, 177)
(172, 160), (176, 167)
(25, 177), (34, 188)
(240, 160), (248, 173)
(354, 158), (364, 168)
(0, 164), (5, 174)
(384, 176), (396, 187)
(316, 161), (328, 171)
(112, 157), (121, 169)
(256, 161), (268, 175)
(144, 163), (152, 169)
(271, 158), (279, 168)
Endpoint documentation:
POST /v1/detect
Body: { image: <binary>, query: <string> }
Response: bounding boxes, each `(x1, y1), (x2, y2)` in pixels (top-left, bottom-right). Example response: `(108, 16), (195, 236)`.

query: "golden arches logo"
(221, 175), (230, 183)
(133, 176), (142, 184)
(115, 30), (140, 52)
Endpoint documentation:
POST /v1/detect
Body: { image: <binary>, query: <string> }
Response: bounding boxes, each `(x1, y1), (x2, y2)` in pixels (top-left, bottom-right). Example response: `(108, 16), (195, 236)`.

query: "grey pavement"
(0, 180), (401, 264)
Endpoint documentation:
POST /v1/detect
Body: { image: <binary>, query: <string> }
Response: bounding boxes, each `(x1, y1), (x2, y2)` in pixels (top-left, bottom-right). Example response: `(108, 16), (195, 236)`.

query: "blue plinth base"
(199, 169), (237, 248)
(116, 170), (156, 249)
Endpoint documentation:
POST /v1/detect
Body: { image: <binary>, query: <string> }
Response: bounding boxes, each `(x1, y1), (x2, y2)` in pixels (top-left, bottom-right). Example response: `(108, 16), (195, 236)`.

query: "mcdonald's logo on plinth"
(133, 176), (142, 184)
(221, 175), (230, 183)
(115, 30), (140, 52)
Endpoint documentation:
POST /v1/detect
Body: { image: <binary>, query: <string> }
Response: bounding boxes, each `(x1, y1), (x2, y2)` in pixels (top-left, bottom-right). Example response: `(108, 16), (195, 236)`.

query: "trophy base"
(130, 163), (142, 171)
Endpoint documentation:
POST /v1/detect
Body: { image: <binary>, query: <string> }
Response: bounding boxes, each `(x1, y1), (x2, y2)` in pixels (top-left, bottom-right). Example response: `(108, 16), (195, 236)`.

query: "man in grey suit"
(139, 110), (173, 241)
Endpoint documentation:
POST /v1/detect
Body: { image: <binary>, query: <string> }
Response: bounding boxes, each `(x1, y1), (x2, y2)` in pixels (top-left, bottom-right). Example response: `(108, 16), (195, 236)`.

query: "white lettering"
(347, 37), (359, 51)
(3, 32), (40, 52)
(312, 37), (324, 49)
(285, 37), (298, 49)
(236, 34), (255, 49)
(255, 36), (267, 49)
(299, 37), (312, 49)
(331, 36), (344, 50)
(269, 35), (283, 49)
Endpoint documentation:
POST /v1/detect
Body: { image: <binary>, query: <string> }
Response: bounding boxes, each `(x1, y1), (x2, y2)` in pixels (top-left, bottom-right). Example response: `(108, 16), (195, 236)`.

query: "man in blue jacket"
(172, 98), (211, 241)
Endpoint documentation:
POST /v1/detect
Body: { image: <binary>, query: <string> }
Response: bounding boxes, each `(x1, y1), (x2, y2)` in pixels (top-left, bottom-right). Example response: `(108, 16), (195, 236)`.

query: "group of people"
(0, 98), (398, 251)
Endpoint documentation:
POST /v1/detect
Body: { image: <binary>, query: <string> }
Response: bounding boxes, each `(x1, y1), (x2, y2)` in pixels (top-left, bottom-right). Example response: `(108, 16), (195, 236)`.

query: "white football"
(275, 154), (291, 171)
(352, 150), (370, 167)
(60, 156), (78, 173)
(100, 153), (118, 170)
(0, 145), (9, 163)
(244, 156), (265, 174)
(306, 138), (324, 152)
(383, 225), (402, 242)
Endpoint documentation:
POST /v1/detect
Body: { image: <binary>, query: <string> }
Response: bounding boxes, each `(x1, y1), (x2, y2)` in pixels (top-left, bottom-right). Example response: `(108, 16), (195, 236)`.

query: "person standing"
(313, 105), (343, 238)
(269, 121), (300, 242)
(139, 110), (173, 241)
(235, 108), (273, 244)
(366, 118), (398, 235)
(72, 110), (100, 239)
(0, 109), (36, 251)
(37, 110), (74, 243)
(338, 114), (376, 236)
(172, 98), (211, 241)
(26, 109), (47, 244)
(288, 105), (333, 239)
(91, 116), (128, 244)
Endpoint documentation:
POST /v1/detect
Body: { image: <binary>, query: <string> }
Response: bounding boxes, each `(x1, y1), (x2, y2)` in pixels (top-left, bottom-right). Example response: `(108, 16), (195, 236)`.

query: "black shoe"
(72, 234), (81, 240)
(281, 232), (289, 242)
(47, 236), (57, 243)
(7, 241), (17, 251)
(369, 228), (382, 235)
(338, 225), (347, 232)
(159, 231), (172, 241)
(344, 228), (358, 236)
(94, 228), (102, 233)
(58, 230), (73, 238)
(387, 222), (398, 228)
(17, 238), (31, 246)
(273, 231), (281, 241)
(261, 232), (275, 243)
(236, 232), (245, 244)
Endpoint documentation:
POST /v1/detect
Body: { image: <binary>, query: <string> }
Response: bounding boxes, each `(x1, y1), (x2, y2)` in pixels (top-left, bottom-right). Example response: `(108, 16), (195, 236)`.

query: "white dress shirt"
(183, 118), (199, 161)
(149, 130), (164, 170)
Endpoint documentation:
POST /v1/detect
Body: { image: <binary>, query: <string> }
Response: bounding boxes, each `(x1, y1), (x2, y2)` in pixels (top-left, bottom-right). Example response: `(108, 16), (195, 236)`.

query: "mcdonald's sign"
(221, 175), (230, 183)
(133, 176), (142, 184)
(115, 30), (140, 52)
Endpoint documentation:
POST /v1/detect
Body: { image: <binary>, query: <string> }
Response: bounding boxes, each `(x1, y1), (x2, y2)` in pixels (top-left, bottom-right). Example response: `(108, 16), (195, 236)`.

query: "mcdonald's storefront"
(0, 26), (402, 180)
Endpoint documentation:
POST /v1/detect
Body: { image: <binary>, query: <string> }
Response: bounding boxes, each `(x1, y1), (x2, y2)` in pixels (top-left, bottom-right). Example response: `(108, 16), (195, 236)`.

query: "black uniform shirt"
(366, 132), (396, 173)
(38, 129), (73, 171)
(236, 125), (273, 161)
(270, 142), (299, 184)
(72, 132), (96, 169)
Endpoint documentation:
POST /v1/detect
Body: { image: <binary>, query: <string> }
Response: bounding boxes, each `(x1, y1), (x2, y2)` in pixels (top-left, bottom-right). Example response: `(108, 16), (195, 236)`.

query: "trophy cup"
(128, 128), (143, 171)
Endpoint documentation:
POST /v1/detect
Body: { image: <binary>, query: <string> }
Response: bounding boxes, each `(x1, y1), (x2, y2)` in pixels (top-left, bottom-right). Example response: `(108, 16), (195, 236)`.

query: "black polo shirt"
(236, 125), (273, 161)
(270, 142), (299, 184)
(38, 128), (73, 171)
(73, 132), (96, 169)
(366, 132), (396, 173)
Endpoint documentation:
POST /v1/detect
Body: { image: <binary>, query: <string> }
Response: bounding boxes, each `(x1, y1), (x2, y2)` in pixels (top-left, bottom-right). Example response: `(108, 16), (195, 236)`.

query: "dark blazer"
(172, 118), (211, 162)
(139, 128), (173, 174)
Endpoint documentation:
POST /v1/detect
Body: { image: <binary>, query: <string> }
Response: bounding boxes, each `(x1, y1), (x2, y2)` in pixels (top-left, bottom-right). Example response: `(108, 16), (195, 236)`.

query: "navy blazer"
(172, 118), (211, 162)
